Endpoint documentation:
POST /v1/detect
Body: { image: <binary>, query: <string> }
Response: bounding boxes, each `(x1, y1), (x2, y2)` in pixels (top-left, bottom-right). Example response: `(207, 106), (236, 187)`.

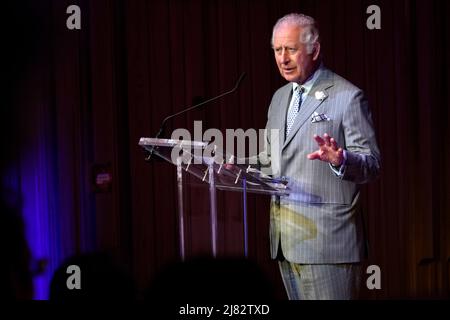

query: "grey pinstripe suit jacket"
(261, 66), (380, 264)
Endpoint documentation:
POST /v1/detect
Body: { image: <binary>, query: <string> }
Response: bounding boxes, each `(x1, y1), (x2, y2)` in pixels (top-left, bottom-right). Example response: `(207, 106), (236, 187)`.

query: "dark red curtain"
(1, 0), (449, 299)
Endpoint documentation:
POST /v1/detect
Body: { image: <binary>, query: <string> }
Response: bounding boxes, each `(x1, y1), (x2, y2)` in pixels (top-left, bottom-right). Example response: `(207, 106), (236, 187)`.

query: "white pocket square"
(311, 112), (331, 123)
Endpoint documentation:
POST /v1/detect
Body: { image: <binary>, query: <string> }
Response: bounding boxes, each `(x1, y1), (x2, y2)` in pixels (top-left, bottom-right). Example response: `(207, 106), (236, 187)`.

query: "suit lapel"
(283, 68), (334, 150)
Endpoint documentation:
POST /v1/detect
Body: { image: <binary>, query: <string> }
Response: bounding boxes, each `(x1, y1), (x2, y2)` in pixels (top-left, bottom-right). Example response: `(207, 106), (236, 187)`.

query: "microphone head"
(233, 72), (247, 91)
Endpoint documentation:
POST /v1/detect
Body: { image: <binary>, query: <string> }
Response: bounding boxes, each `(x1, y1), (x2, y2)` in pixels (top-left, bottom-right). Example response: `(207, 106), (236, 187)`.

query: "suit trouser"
(278, 260), (361, 300)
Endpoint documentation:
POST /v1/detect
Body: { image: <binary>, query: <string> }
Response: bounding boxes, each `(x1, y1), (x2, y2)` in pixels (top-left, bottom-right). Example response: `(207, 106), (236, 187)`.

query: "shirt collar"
(292, 64), (322, 95)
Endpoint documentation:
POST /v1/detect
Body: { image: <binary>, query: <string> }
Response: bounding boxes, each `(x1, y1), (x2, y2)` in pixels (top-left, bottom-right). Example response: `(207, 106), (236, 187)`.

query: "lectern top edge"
(138, 137), (208, 149)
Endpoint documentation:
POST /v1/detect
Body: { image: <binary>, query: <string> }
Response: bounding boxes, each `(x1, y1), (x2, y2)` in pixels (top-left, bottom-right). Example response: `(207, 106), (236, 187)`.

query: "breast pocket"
(308, 120), (338, 136)
(307, 119), (347, 150)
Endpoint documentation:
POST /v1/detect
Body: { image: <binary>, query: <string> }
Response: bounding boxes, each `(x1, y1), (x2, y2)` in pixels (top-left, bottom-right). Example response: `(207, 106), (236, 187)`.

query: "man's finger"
(313, 134), (325, 146)
(330, 137), (339, 150)
(323, 133), (331, 146)
(307, 151), (321, 160)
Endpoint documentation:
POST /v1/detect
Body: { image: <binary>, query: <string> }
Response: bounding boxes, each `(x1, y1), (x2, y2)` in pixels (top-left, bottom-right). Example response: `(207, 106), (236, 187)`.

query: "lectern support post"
(243, 177), (248, 258)
(208, 163), (218, 257)
(177, 158), (186, 261)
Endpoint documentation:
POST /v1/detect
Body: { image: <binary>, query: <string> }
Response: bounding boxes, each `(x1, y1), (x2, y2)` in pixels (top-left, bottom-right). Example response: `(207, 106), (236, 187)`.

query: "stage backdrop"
(1, 0), (449, 299)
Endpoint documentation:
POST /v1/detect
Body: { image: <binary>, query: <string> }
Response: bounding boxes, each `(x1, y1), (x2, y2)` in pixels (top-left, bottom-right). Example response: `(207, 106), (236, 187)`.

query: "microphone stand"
(145, 72), (246, 161)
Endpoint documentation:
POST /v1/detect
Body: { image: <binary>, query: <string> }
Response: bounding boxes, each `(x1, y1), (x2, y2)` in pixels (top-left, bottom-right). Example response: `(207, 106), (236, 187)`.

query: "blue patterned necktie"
(286, 86), (304, 136)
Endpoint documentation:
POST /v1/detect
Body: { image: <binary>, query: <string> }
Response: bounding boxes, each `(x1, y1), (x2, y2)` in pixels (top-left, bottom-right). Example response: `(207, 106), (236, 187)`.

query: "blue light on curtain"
(2, 141), (63, 299)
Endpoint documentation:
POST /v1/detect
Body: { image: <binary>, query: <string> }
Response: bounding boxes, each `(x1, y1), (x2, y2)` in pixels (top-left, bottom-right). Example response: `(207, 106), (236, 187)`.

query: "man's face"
(272, 24), (319, 84)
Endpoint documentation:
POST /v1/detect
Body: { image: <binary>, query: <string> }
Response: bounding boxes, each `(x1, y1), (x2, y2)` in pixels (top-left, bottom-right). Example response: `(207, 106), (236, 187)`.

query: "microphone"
(145, 72), (247, 161)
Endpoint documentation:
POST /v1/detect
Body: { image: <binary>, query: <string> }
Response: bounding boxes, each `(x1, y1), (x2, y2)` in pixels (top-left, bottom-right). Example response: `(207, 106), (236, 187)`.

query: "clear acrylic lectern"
(139, 137), (290, 260)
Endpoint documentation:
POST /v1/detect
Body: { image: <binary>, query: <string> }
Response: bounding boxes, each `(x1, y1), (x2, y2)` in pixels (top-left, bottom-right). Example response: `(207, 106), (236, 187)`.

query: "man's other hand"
(307, 133), (344, 167)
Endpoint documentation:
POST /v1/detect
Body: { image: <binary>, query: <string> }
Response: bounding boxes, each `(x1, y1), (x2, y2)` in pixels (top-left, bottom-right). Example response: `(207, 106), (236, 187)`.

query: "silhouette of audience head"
(145, 256), (275, 302)
(50, 251), (135, 301)
(0, 194), (33, 299)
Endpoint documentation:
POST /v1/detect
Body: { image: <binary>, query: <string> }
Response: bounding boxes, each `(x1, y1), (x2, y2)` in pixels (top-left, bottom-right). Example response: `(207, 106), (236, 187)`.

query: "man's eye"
(274, 48), (282, 53)
(288, 48), (297, 53)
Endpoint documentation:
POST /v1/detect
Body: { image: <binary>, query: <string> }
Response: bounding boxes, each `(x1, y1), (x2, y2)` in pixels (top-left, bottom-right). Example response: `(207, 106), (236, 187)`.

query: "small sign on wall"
(91, 162), (112, 193)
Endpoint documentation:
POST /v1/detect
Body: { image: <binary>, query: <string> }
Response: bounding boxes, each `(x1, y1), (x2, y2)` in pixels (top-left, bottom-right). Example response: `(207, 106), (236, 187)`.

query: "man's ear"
(312, 42), (321, 61)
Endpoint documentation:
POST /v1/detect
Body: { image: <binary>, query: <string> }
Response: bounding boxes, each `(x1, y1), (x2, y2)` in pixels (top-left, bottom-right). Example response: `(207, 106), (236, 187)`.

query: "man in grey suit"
(260, 13), (381, 299)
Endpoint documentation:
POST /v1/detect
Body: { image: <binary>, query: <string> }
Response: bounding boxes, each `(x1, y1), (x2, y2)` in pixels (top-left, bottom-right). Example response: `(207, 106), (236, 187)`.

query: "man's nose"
(280, 49), (290, 64)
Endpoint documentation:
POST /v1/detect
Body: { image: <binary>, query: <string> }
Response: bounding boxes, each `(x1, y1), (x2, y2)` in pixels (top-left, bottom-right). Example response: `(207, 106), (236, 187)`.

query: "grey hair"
(271, 13), (320, 55)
